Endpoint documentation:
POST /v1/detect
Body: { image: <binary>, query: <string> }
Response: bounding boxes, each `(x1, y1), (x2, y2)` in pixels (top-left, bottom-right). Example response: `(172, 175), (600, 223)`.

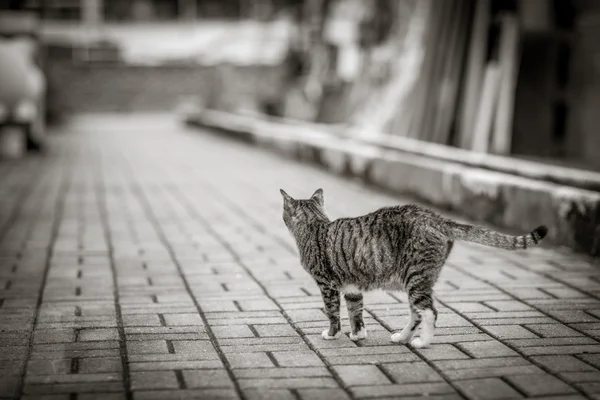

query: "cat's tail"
(440, 220), (548, 250)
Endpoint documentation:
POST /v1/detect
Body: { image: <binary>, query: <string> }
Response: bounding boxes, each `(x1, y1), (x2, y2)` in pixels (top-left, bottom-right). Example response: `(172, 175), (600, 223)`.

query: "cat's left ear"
(280, 189), (293, 203)
(311, 188), (324, 206)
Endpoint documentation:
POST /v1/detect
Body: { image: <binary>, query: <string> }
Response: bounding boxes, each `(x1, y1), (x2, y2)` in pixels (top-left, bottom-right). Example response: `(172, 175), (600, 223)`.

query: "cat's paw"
(390, 331), (413, 344)
(409, 337), (429, 349)
(349, 327), (367, 341)
(322, 329), (341, 340)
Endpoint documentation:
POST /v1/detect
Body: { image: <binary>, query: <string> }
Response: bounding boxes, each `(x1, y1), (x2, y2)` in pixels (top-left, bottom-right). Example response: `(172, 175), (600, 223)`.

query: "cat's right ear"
(280, 189), (293, 203)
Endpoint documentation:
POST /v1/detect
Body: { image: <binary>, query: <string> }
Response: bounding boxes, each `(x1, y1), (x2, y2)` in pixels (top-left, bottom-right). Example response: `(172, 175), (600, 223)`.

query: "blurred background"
(1, 0), (599, 171)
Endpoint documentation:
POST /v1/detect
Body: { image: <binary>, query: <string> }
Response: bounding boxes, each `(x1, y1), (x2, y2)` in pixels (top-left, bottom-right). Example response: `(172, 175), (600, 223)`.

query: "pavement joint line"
(128, 177), (247, 400)
(17, 163), (72, 399)
(365, 307), (470, 400)
(498, 375), (529, 397)
(166, 181), (357, 400)
(96, 158), (134, 400)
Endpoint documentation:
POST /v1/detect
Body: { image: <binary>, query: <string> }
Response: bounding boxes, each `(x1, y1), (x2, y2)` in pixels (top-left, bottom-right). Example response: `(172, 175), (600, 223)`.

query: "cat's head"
(279, 188), (327, 230)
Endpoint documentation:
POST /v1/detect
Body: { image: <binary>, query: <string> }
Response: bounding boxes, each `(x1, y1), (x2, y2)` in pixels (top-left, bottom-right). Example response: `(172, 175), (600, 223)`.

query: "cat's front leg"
(344, 293), (367, 341)
(319, 285), (341, 340)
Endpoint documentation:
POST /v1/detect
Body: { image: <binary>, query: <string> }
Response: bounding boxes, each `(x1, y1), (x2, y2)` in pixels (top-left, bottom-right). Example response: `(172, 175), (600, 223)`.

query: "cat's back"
(330, 204), (438, 227)
(325, 204), (440, 249)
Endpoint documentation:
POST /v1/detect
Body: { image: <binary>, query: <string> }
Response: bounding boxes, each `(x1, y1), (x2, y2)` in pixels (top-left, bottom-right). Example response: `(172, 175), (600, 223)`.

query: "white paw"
(349, 327), (367, 341)
(410, 337), (429, 348)
(390, 331), (413, 344)
(322, 329), (341, 340)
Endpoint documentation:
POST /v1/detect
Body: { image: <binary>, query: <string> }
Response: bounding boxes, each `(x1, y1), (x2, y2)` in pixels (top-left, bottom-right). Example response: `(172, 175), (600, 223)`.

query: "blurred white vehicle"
(0, 13), (46, 158)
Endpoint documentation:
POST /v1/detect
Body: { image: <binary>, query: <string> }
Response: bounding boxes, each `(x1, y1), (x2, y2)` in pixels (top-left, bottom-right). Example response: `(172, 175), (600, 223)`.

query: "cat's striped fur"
(280, 188), (548, 348)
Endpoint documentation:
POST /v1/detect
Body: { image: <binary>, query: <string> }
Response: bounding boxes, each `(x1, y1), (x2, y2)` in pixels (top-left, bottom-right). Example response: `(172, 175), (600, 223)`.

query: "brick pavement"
(1, 114), (600, 400)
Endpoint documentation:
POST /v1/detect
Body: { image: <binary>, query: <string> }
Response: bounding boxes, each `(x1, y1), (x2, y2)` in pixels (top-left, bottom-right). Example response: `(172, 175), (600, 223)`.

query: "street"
(1, 114), (600, 400)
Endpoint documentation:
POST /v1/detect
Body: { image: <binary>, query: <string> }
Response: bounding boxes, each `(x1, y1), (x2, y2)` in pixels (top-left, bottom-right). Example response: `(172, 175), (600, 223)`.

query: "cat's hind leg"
(390, 306), (420, 344)
(407, 288), (437, 349)
(319, 285), (341, 340)
(344, 293), (367, 341)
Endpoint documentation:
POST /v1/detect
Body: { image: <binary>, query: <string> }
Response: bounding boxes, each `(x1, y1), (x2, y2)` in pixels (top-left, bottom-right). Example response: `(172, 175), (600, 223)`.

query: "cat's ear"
(311, 188), (324, 206)
(280, 189), (293, 203)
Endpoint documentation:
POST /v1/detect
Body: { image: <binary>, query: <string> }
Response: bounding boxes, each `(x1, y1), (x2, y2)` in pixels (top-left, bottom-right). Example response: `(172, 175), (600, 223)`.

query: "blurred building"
(2, 0), (599, 171)
(9, 0), (299, 20)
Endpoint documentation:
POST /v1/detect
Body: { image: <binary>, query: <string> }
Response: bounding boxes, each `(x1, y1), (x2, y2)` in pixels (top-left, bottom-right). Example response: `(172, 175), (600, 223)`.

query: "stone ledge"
(185, 110), (600, 258)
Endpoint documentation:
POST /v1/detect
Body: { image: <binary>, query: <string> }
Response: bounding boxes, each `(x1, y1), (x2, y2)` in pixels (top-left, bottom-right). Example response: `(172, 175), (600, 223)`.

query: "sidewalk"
(1, 113), (600, 400)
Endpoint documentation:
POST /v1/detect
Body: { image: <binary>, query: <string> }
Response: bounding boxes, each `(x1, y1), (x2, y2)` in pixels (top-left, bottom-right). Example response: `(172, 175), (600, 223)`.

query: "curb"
(185, 110), (600, 258)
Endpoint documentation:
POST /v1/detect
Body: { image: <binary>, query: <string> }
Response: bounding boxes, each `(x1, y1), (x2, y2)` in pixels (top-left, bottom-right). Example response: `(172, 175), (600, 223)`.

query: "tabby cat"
(280, 188), (547, 348)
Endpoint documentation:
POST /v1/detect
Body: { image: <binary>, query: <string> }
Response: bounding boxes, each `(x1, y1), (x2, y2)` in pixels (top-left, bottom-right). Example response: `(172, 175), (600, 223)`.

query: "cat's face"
(280, 188), (325, 230)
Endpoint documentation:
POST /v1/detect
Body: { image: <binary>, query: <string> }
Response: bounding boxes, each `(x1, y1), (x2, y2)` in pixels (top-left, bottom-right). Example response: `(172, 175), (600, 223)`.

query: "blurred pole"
(178, 0), (197, 20)
(82, 0), (103, 62)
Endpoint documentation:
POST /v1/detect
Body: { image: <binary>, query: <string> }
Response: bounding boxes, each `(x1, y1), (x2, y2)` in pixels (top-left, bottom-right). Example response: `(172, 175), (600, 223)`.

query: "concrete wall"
(46, 60), (285, 115)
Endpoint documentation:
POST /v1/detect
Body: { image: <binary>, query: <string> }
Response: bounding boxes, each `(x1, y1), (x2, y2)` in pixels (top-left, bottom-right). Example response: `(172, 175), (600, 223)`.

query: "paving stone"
(483, 300), (535, 311)
(238, 377), (339, 389)
(23, 382), (124, 394)
(220, 343), (309, 353)
(520, 345), (600, 356)
(130, 371), (179, 390)
(128, 353), (221, 362)
(79, 358), (123, 374)
(79, 394), (127, 400)
(163, 313), (203, 326)
(333, 365), (391, 386)
(272, 351), (325, 367)
(79, 328), (120, 342)
(381, 362), (444, 384)
(431, 333), (494, 344)
(182, 369), (233, 388)
(211, 325), (255, 338)
(25, 373), (121, 384)
(453, 378), (522, 399)
(506, 374), (578, 396)
(126, 333), (208, 341)
(122, 315), (162, 327)
(33, 329), (75, 344)
(243, 388), (295, 400)
(226, 352), (274, 369)
(132, 389), (237, 399)
(457, 341), (519, 358)
(444, 302), (496, 313)
(561, 372), (600, 382)
(350, 383), (455, 398)
(482, 325), (539, 339)
(129, 360), (223, 371)
(26, 359), (71, 375)
(29, 349), (120, 359)
(525, 324), (584, 337)
(297, 388), (351, 400)
(434, 357), (531, 370)
(217, 337), (302, 346)
(127, 340), (168, 354)
(506, 337), (596, 347)
(171, 340), (217, 354)
(531, 355), (597, 372)
(32, 341), (120, 352)
(414, 344), (471, 361)
(254, 324), (298, 337)
(577, 354), (600, 369)
(445, 365), (543, 379)
(234, 367), (330, 379)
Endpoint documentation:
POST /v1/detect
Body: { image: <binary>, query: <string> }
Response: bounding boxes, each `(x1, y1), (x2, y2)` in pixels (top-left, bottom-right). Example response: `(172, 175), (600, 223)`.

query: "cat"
(280, 188), (548, 348)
